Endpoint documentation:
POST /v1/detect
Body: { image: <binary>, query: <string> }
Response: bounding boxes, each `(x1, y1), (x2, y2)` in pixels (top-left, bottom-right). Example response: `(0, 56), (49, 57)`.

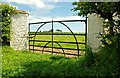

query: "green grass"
(30, 34), (85, 49)
(2, 46), (119, 77)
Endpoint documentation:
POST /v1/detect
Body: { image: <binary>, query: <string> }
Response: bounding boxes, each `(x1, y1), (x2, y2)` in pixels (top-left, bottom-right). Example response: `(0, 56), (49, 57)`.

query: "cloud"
(45, 0), (79, 2)
(3, 0), (55, 10)
(46, 0), (59, 2)
(29, 15), (85, 23)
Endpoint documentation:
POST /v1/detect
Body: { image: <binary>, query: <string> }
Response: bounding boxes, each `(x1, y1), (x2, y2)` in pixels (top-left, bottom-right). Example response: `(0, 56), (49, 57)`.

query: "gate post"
(88, 13), (104, 52)
(10, 10), (29, 50)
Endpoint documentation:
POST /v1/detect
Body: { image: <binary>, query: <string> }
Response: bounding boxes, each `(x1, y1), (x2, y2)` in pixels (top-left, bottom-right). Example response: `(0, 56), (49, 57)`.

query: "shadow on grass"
(12, 56), (83, 78)
(3, 54), (118, 78)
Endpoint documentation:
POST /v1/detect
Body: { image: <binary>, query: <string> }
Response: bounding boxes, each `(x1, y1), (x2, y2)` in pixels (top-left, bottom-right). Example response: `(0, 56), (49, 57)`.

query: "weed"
(2, 46), (119, 77)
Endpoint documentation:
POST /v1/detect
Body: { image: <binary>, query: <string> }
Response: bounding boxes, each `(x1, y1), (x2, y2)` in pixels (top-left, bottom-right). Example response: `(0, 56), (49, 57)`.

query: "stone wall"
(88, 13), (104, 52)
(10, 13), (29, 50)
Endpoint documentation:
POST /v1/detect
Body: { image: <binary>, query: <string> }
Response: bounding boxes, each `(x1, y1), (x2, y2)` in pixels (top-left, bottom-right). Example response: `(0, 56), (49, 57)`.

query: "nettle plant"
(1, 4), (17, 45)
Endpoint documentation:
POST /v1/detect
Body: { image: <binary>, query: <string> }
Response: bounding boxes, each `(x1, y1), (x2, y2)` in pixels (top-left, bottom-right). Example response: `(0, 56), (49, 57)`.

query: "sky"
(2, 0), (86, 33)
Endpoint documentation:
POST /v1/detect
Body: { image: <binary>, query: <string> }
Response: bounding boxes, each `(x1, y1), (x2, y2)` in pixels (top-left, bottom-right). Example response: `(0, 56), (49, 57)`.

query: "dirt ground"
(30, 46), (85, 58)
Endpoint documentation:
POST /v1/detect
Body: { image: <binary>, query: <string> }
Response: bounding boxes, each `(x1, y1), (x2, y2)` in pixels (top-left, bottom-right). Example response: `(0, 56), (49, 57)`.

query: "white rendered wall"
(10, 14), (28, 50)
(88, 13), (104, 52)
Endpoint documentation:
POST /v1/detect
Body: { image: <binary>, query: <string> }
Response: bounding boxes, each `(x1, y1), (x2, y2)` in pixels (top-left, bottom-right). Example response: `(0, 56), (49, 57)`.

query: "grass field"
(29, 32), (86, 49)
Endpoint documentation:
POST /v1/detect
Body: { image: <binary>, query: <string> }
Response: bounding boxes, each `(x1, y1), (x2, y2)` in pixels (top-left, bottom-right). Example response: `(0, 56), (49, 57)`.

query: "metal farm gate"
(29, 17), (87, 57)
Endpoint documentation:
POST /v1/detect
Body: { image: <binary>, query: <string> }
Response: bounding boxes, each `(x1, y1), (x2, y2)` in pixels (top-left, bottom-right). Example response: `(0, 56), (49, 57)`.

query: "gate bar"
(29, 33), (85, 35)
(29, 40), (86, 44)
(52, 20), (53, 54)
(85, 17), (88, 46)
(29, 20), (86, 25)
(29, 23), (30, 51)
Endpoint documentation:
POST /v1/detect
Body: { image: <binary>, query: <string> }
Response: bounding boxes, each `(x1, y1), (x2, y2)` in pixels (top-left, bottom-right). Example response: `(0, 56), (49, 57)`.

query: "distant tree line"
(41, 29), (62, 33)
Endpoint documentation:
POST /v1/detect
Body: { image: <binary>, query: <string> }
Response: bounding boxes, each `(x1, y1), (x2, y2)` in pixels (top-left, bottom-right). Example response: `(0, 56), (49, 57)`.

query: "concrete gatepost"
(88, 13), (104, 52)
(10, 10), (29, 50)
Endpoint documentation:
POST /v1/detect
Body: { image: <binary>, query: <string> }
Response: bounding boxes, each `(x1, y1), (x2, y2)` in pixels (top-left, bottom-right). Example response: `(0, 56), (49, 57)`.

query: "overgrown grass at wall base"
(0, 46), (2, 78)
(97, 46), (120, 76)
(2, 46), (119, 77)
